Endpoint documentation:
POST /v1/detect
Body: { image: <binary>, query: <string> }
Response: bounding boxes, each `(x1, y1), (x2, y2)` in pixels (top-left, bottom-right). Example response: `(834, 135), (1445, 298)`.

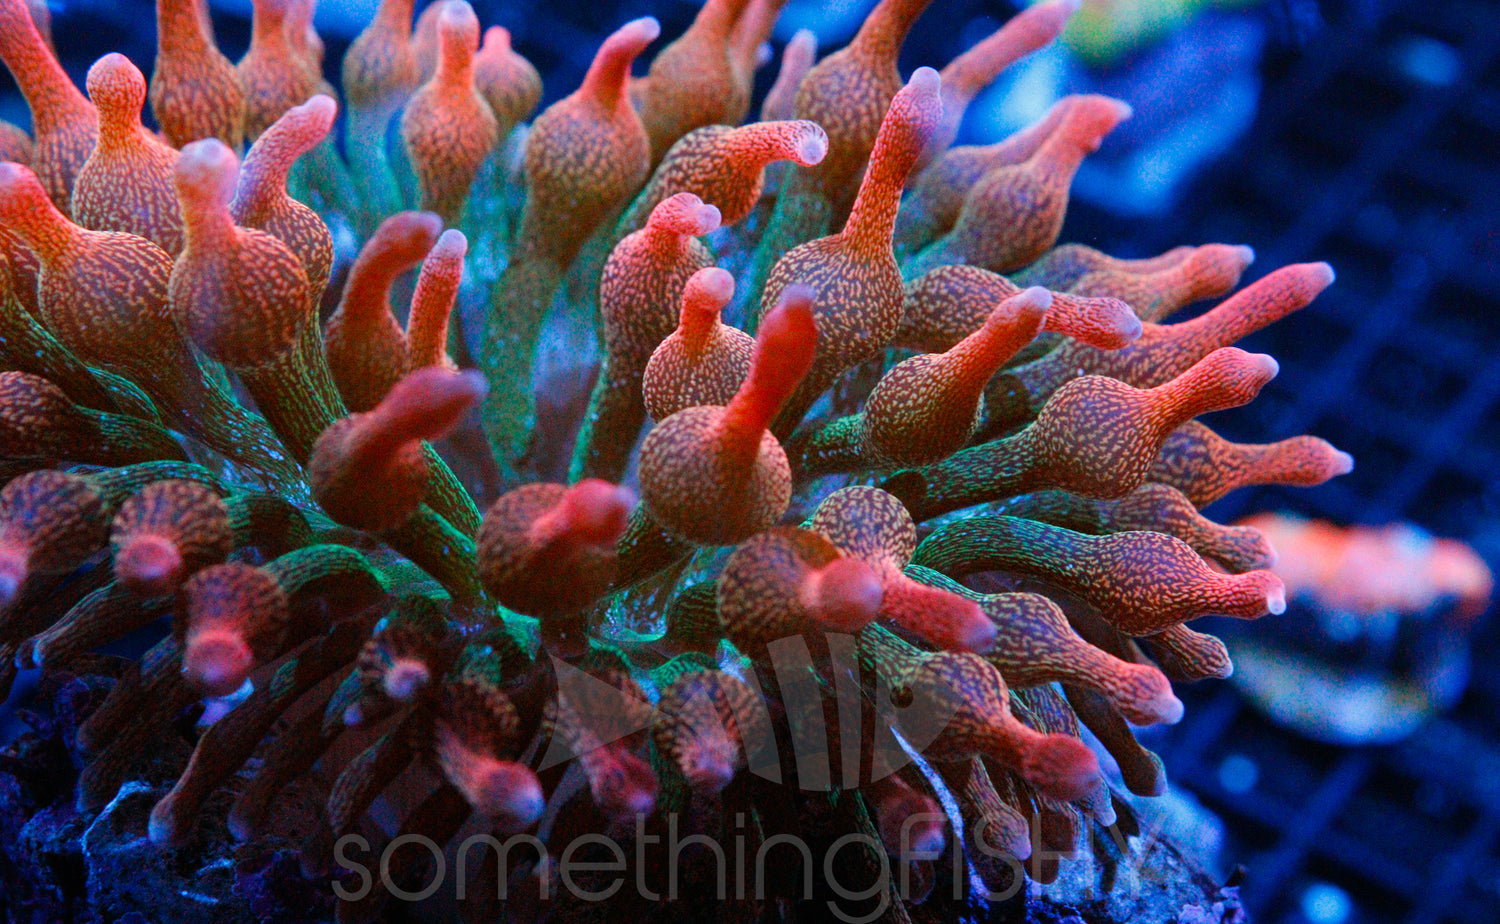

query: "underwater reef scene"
(0, 0), (1355, 919)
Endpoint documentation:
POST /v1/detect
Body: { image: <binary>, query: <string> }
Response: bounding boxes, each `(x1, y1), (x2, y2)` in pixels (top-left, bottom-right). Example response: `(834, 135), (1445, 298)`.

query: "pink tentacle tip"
(1025, 733), (1100, 802)
(1329, 449), (1355, 476)
(296, 93), (339, 128)
(801, 557), (885, 632)
(438, 0), (479, 36)
(115, 535), (185, 597)
(182, 628), (254, 697)
(432, 227), (468, 259)
(798, 138), (828, 169)
(535, 478), (635, 549)
(1266, 580), (1287, 616)
(1011, 285), (1052, 318)
(382, 658), (431, 700)
(906, 65), (943, 104)
(175, 138), (239, 203)
(685, 266), (736, 310)
(655, 192), (722, 236)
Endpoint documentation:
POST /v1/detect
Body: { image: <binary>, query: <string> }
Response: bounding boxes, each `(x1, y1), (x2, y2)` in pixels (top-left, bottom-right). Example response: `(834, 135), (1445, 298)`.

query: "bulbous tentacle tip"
(1329, 449), (1355, 476)
(955, 605), (999, 654)
(483, 25), (512, 49)
(0, 161), (46, 209)
(1253, 352), (1280, 381)
(797, 130), (828, 167)
(1311, 260), (1335, 287)
(438, 0), (480, 35)
(115, 535), (185, 598)
(175, 137), (239, 203)
(1156, 689), (1186, 726)
(682, 744), (738, 794)
(539, 478), (636, 547)
(649, 191), (722, 236)
(906, 66), (943, 102)
(592, 749), (659, 818)
(182, 629), (254, 697)
(85, 52), (146, 106)
(1266, 582), (1287, 616)
(621, 15), (663, 48)
(1235, 244), (1257, 267)
(1014, 285), (1053, 317)
(1024, 733), (1100, 802)
(433, 227), (468, 258)
(801, 557), (885, 632)
(295, 93), (339, 128)
(484, 762), (546, 830)
(686, 266), (736, 308)
(759, 284), (818, 350)
(390, 366), (489, 436)
(383, 658), (432, 701)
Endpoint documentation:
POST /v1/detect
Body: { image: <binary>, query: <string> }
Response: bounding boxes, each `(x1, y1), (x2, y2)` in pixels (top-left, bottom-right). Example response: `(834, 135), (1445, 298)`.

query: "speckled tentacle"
(308, 367), (485, 534)
(0, 372), (188, 468)
(1064, 243), (1257, 322)
(407, 230), (466, 371)
(904, 565), (1182, 726)
(474, 26), (542, 133)
(0, 0), (97, 210)
(324, 211), (441, 411)
(861, 626), (1100, 800)
(638, 287), (816, 545)
(891, 348), (1280, 519)
(745, 0), (935, 308)
(896, 262), (1140, 354)
(806, 486), (995, 652)
(151, 0), (246, 149)
(642, 267), (752, 421)
(475, 478), (631, 622)
(342, 0), (420, 225)
(572, 192), (720, 482)
(0, 265), (145, 417)
(110, 479), (233, 597)
(73, 53), (184, 254)
(759, 28), (816, 123)
(911, 515), (1285, 636)
(923, 0), (1076, 167)
(480, 18), (658, 475)
(759, 68), (943, 436)
(895, 95), (1081, 258)
(932, 757), (1032, 881)
(1143, 623), (1234, 682)
(0, 469), (109, 608)
(1062, 683), (1166, 797)
(798, 286), (1051, 476)
(908, 95), (1131, 276)
(401, 1), (499, 225)
(1000, 262), (1334, 418)
(22, 581), (168, 670)
(1149, 419), (1355, 508)
(718, 527), (884, 657)
(149, 610), (377, 846)
(237, 0), (321, 140)
(634, 0), (753, 165)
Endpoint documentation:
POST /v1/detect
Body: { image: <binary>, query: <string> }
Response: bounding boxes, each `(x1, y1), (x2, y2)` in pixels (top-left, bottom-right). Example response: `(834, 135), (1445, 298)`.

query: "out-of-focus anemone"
(0, 0), (1353, 918)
